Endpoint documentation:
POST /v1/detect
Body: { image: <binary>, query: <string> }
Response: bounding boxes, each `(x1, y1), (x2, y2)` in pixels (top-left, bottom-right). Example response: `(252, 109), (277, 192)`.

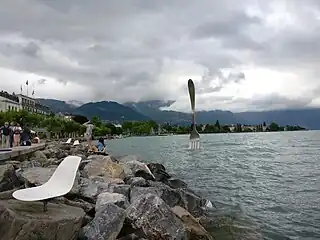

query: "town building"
(0, 90), (51, 115)
(0, 91), (20, 112)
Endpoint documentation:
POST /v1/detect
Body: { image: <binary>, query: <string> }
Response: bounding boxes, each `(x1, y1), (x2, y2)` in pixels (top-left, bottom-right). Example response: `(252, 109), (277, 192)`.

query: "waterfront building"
(0, 90), (51, 115)
(0, 91), (20, 112)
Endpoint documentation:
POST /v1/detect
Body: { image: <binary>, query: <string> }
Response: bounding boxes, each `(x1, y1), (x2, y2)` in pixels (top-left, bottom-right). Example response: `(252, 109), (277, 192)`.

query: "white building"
(0, 92), (20, 112)
(17, 94), (51, 115)
(0, 91), (51, 115)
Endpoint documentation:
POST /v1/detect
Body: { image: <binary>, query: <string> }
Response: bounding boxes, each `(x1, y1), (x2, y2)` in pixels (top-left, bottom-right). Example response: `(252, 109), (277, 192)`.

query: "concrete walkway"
(0, 143), (46, 162)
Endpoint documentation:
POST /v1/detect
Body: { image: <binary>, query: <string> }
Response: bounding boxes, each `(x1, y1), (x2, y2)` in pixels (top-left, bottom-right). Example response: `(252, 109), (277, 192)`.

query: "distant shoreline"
(118, 129), (309, 138)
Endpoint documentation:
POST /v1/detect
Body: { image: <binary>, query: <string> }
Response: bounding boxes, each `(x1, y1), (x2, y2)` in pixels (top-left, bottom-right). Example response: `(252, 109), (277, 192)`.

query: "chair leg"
(43, 200), (48, 212)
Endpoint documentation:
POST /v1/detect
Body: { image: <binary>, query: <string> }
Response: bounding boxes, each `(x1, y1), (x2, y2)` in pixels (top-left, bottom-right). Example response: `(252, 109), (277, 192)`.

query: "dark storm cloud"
(0, 0), (319, 110)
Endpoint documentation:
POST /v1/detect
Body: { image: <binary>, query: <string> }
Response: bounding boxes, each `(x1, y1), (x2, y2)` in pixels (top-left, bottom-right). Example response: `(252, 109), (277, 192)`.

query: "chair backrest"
(66, 138), (72, 144)
(42, 156), (81, 194)
(73, 140), (80, 145)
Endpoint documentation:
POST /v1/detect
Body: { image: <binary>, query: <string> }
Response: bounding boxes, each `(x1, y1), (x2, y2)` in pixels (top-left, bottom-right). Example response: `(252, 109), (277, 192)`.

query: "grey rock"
(96, 192), (129, 211)
(0, 199), (84, 240)
(178, 188), (206, 217)
(79, 160), (92, 170)
(147, 162), (171, 182)
(127, 177), (149, 187)
(130, 185), (182, 207)
(0, 164), (21, 192)
(83, 156), (125, 181)
(20, 160), (42, 168)
(126, 193), (188, 239)
(56, 150), (69, 160)
(126, 160), (155, 181)
(29, 150), (48, 166)
(167, 178), (188, 189)
(104, 184), (131, 200)
(79, 178), (99, 201)
(130, 183), (206, 217)
(118, 155), (141, 163)
(81, 203), (125, 240)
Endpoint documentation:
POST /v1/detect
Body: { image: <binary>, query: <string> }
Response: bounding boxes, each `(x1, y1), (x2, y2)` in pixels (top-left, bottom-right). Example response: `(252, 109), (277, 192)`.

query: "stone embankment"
(0, 141), (262, 240)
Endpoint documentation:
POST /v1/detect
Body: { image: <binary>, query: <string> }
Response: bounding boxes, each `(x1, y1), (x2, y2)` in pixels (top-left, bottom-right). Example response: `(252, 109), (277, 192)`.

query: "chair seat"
(12, 156), (81, 202)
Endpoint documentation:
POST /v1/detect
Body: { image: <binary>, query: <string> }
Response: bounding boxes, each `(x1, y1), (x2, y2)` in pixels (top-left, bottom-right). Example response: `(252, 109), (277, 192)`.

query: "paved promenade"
(0, 143), (46, 161)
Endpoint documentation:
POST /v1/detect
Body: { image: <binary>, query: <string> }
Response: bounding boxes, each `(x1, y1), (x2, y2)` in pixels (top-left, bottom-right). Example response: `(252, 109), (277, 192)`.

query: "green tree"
(269, 122), (279, 131)
(91, 116), (102, 127)
(215, 120), (220, 130)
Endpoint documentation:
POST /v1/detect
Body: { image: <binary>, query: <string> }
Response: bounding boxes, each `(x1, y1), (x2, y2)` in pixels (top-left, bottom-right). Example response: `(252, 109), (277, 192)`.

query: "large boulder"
(172, 206), (213, 240)
(42, 144), (69, 159)
(20, 167), (56, 186)
(125, 160), (155, 181)
(130, 183), (206, 217)
(80, 203), (126, 240)
(78, 178), (99, 202)
(126, 177), (149, 187)
(0, 164), (21, 192)
(167, 178), (188, 189)
(83, 156), (126, 181)
(70, 144), (86, 155)
(126, 193), (188, 239)
(95, 192), (129, 211)
(147, 162), (171, 182)
(0, 200), (85, 240)
(130, 186), (182, 207)
(178, 188), (207, 217)
(102, 183), (131, 199)
(29, 150), (49, 166)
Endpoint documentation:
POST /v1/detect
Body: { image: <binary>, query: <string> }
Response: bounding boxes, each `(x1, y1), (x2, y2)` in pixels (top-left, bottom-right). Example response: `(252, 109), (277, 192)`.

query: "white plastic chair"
(73, 140), (80, 146)
(65, 138), (72, 144)
(12, 155), (81, 211)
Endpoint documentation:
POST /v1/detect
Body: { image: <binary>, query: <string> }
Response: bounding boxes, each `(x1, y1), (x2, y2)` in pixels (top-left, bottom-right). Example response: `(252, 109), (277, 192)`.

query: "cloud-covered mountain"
(38, 98), (320, 129)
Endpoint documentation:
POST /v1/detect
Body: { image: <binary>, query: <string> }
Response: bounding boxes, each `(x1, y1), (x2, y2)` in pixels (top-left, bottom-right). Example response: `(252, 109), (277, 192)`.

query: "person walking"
(21, 124), (31, 146)
(0, 122), (10, 148)
(9, 122), (14, 148)
(13, 123), (22, 147)
(84, 121), (94, 150)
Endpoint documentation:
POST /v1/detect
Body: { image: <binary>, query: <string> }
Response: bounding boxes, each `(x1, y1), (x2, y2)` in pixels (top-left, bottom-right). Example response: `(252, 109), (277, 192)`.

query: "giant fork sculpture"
(188, 79), (200, 149)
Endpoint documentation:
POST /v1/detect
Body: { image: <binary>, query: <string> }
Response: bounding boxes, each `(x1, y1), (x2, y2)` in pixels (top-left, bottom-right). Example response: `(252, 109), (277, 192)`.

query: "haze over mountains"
(37, 98), (320, 129)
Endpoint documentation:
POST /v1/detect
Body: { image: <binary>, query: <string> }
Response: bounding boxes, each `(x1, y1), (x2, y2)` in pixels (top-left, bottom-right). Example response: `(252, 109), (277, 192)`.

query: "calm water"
(106, 131), (320, 239)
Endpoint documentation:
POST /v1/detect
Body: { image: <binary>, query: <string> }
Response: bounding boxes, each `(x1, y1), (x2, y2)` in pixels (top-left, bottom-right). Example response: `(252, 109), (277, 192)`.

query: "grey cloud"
(0, 0), (319, 110)
(37, 79), (47, 85)
(251, 94), (313, 110)
(21, 42), (40, 58)
(198, 69), (246, 94)
(191, 12), (261, 39)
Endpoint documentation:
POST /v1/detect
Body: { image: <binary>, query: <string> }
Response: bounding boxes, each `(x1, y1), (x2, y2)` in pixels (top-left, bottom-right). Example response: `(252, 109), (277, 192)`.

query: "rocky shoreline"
(0, 142), (262, 240)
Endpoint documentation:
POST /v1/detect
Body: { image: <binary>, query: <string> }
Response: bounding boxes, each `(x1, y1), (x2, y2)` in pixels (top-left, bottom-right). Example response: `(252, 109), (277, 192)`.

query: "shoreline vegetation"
(0, 111), (307, 139)
(0, 141), (263, 239)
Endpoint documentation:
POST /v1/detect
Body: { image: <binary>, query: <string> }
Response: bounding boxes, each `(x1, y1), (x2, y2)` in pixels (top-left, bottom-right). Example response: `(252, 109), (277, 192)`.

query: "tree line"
(119, 120), (306, 135)
(0, 111), (307, 138)
(0, 111), (86, 138)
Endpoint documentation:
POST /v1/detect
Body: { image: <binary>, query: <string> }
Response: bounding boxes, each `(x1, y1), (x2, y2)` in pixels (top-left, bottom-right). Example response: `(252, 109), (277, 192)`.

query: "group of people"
(84, 121), (107, 154)
(0, 122), (33, 148)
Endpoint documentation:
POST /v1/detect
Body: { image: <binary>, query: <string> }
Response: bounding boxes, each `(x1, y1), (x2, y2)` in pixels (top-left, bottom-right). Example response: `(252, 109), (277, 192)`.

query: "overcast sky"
(1, 0), (320, 112)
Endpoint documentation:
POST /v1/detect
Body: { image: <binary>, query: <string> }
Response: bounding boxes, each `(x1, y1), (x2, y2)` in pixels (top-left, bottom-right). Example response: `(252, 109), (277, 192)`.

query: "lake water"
(106, 131), (320, 239)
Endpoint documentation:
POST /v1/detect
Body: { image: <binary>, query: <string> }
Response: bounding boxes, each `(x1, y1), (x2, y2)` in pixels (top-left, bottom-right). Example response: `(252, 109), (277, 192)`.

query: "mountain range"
(38, 98), (320, 129)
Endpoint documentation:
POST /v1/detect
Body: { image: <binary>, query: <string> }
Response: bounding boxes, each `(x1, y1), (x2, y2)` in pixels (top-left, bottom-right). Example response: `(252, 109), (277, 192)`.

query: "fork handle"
(192, 111), (196, 125)
(188, 79), (196, 112)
